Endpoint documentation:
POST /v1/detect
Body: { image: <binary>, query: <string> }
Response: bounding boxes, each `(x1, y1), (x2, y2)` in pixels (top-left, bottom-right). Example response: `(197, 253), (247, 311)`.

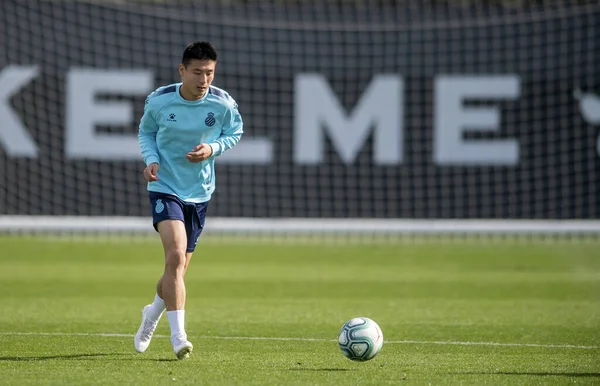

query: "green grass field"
(0, 236), (599, 385)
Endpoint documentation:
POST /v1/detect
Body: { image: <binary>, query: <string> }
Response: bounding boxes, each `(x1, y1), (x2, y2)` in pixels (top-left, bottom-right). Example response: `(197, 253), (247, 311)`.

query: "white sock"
(147, 294), (166, 322)
(167, 310), (186, 339)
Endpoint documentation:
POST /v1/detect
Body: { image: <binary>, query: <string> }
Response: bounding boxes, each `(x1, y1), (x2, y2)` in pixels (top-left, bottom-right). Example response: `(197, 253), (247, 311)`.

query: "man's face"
(179, 59), (216, 98)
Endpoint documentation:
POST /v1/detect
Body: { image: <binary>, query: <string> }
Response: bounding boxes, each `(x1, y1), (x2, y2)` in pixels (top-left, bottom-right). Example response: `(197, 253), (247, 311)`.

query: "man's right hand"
(143, 162), (160, 182)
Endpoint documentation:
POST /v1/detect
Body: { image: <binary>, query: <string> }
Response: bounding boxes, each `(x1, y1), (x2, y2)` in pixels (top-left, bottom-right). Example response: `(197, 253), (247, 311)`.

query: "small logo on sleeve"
(167, 113), (176, 122)
(205, 112), (216, 127)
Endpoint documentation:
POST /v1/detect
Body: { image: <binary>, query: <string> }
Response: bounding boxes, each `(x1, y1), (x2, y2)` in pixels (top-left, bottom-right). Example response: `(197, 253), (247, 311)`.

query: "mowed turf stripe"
(1, 331), (597, 350)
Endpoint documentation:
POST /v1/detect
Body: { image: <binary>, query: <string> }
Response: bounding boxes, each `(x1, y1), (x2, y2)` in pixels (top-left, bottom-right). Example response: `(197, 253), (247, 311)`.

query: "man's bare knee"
(165, 248), (186, 275)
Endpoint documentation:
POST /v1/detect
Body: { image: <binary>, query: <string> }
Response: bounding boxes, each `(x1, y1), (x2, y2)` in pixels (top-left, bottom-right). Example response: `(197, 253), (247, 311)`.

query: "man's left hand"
(186, 143), (213, 163)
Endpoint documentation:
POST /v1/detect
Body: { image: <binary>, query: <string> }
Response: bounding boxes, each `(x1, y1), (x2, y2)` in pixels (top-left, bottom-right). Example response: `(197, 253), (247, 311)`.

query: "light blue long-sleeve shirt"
(138, 83), (243, 203)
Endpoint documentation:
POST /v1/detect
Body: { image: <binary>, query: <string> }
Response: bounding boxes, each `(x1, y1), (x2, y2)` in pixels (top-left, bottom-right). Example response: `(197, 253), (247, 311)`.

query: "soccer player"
(134, 41), (243, 360)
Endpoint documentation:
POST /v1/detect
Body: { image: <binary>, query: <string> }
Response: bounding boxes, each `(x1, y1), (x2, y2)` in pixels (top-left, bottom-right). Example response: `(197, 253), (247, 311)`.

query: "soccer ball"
(338, 317), (384, 361)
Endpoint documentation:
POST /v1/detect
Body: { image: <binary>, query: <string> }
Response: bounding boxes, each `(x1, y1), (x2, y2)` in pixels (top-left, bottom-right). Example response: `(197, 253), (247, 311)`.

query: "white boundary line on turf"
(1, 332), (597, 350)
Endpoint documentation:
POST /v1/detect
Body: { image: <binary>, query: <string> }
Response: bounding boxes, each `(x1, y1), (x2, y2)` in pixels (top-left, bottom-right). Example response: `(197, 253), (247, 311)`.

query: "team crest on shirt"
(205, 112), (216, 127)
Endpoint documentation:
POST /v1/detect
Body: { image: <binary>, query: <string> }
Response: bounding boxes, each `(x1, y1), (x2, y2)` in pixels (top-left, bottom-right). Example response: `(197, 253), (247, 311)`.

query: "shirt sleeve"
(138, 99), (160, 166)
(209, 101), (244, 157)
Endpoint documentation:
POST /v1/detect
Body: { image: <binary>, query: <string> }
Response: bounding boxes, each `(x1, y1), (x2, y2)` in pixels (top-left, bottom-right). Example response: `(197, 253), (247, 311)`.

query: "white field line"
(0, 332), (597, 350)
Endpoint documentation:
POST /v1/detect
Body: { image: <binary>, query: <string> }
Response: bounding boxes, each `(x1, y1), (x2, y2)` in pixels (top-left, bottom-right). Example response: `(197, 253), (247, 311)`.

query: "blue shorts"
(148, 192), (209, 252)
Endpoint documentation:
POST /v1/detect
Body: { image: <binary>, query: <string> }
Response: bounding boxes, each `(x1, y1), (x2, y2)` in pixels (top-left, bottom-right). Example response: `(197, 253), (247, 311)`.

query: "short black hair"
(181, 41), (217, 66)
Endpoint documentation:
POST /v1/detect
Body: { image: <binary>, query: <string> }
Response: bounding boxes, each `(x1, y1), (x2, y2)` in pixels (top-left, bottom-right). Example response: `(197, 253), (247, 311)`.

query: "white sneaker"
(134, 305), (159, 353)
(171, 334), (193, 360)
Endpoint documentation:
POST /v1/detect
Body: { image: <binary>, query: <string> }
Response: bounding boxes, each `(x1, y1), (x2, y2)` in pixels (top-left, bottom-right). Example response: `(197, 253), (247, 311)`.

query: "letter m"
(294, 74), (402, 165)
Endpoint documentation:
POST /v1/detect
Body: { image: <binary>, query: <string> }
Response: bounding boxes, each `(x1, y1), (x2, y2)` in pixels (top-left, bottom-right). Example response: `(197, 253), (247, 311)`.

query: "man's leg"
(154, 250), (193, 298)
(157, 219), (187, 310)
(157, 200), (205, 296)
(135, 193), (188, 355)
(184, 252), (194, 274)
(137, 236), (188, 343)
(134, 219), (186, 355)
(155, 219), (194, 359)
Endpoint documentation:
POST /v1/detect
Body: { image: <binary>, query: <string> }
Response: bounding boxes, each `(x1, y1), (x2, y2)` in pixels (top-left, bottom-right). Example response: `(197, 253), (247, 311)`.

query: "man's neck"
(179, 86), (205, 101)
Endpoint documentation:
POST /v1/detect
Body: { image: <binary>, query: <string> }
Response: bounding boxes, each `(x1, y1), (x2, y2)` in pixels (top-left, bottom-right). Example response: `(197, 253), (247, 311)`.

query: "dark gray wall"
(0, 1), (598, 218)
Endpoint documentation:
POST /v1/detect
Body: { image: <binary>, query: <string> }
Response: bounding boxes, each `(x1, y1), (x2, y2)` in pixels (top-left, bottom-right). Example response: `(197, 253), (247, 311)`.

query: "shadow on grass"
(458, 372), (600, 378)
(120, 357), (180, 362)
(0, 353), (123, 361)
(0, 353), (186, 362)
(288, 368), (352, 372)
